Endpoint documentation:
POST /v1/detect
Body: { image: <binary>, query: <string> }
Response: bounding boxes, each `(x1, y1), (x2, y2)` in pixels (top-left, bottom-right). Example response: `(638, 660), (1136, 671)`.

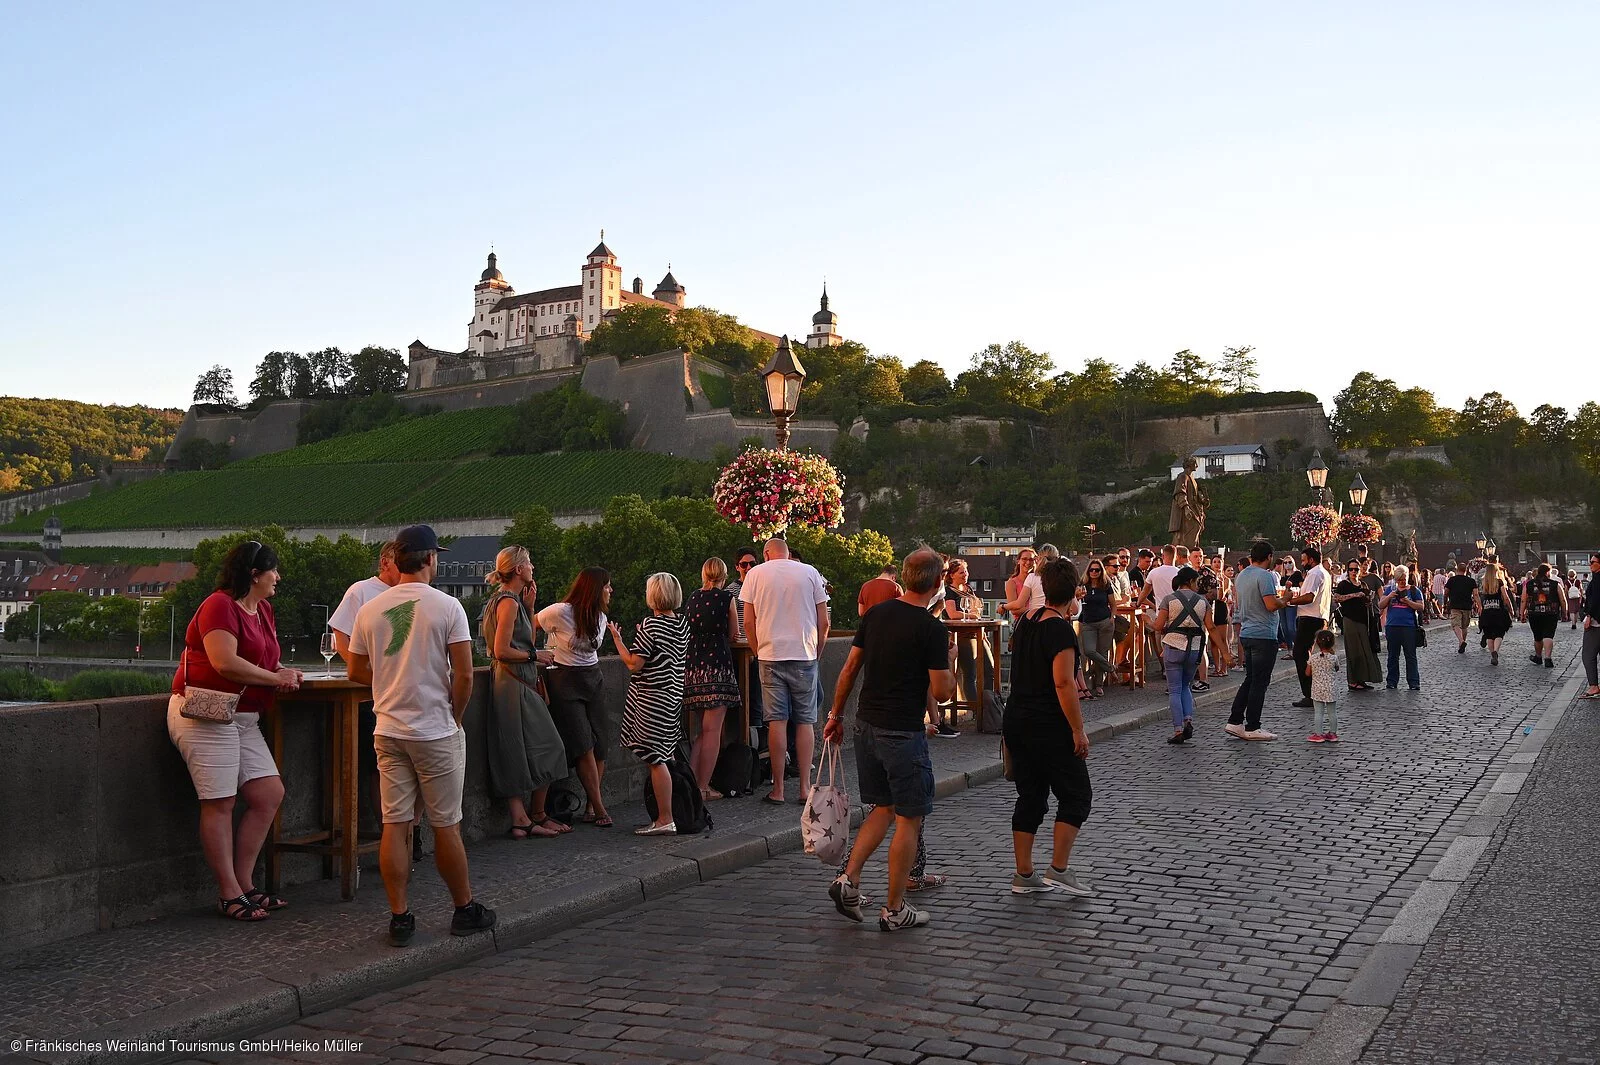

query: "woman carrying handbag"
(167, 539), (303, 922)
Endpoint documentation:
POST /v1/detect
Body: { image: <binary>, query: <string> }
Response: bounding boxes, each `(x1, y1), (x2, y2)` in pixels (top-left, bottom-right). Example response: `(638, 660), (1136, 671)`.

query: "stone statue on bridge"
(1169, 457), (1209, 548)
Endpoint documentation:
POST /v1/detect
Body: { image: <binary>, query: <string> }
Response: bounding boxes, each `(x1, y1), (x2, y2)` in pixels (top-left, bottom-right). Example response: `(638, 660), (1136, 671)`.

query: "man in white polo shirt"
(739, 537), (830, 806)
(1288, 546), (1332, 708)
(348, 524), (494, 947)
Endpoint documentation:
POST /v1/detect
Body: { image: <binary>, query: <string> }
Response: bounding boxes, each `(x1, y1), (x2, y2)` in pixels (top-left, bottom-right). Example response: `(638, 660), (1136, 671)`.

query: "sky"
(2, 3), (1596, 416)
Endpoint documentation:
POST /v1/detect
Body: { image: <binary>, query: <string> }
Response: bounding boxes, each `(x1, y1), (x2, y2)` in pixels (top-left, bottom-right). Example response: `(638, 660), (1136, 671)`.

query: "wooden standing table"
(943, 618), (1003, 731)
(263, 675), (378, 899)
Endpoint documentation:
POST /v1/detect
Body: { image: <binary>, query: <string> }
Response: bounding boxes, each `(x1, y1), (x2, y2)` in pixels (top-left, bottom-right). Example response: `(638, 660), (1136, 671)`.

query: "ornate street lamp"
(1486, 536), (1497, 558)
(761, 335), (807, 451)
(1475, 532), (1487, 553)
(1348, 473), (1368, 512)
(1306, 450), (1329, 505)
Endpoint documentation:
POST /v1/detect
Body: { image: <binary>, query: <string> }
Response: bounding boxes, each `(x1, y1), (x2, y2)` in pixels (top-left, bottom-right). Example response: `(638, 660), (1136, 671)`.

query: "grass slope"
(0, 452), (692, 532)
(237, 406), (520, 467)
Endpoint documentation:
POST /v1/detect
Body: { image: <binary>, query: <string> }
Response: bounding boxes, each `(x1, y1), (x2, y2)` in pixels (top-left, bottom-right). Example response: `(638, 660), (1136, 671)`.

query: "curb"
(61, 665), (1257, 1065)
(1288, 662), (1585, 1065)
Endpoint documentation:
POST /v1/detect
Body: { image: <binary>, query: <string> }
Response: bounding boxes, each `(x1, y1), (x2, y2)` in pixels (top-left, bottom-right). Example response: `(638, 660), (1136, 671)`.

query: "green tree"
(1529, 404), (1570, 446)
(174, 438), (231, 470)
(1572, 401), (1600, 474)
(3, 591), (91, 642)
(192, 365), (237, 406)
(901, 359), (951, 404)
(1216, 345), (1259, 393)
(955, 341), (1054, 408)
(60, 596), (141, 643)
(1165, 349), (1212, 394)
(497, 381), (626, 455)
(346, 346), (407, 395)
(501, 504), (572, 597)
(585, 304), (681, 360)
(1332, 371), (1402, 447)
(306, 347), (351, 396)
(249, 351), (294, 403)
(857, 360), (904, 406)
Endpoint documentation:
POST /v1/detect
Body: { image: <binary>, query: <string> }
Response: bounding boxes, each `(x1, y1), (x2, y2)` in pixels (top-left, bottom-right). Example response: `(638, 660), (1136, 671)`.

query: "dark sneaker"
(878, 902), (930, 931)
(1292, 698), (1314, 709)
(388, 911), (415, 947)
(1190, 680), (1210, 693)
(1182, 719), (1194, 740)
(1458, 642), (1466, 654)
(450, 900), (496, 936)
(1545, 657), (1554, 668)
(1531, 654), (1543, 664)
(829, 875), (863, 922)
(934, 724), (961, 738)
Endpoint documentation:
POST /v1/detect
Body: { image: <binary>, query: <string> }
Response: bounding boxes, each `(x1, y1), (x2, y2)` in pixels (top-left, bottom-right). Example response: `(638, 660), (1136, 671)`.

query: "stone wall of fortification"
(1129, 403), (1334, 463)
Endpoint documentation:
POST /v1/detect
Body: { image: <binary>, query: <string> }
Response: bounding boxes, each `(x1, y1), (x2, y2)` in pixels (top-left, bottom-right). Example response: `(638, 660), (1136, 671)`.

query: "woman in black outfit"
(1003, 558), (1093, 898)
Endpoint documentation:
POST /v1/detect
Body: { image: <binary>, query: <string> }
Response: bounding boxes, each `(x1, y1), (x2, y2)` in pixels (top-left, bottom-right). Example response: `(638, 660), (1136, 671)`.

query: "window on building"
(588, 296), (593, 306)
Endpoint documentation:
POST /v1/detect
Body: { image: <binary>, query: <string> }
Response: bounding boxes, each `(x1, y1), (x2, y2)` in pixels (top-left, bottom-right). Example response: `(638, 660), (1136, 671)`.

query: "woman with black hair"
(536, 567), (616, 827)
(167, 538), (303, 922)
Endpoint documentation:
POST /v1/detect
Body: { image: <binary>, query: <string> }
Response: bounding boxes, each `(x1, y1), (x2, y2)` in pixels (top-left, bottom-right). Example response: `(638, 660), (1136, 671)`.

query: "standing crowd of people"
(161, 521), (1599, 941)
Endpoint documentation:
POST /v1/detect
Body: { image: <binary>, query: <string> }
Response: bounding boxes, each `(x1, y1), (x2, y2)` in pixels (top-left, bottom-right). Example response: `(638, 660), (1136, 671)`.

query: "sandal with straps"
(531, 814), (572, 834)
(243, 888), (288, 911)
(219, 894), (269, 921)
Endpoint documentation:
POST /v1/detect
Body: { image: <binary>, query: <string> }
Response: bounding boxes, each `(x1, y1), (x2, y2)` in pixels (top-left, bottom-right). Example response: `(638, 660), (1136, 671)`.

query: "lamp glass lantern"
(1305, 450), (1329, 491)
(760, 336), (808, 449)
(1475, 532), (1487, 552)
(1348, 473), (1368, 509)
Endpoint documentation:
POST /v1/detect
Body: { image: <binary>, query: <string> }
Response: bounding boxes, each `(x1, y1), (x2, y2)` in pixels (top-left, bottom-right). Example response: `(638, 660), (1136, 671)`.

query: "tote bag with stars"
(802, 741), (851, 866)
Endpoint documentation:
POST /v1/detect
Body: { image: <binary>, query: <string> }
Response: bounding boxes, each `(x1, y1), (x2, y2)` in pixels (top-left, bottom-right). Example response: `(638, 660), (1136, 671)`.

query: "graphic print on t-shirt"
(384, 599), (416, 654)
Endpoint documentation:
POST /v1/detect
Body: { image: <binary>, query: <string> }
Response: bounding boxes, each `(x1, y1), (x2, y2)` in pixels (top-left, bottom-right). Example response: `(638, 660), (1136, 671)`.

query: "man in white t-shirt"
(739, 537), (830, 805)
(330, 540), (399, 665)
(348, 524), (494, 947)
(1287, 546), (1331, 707)
(1137, 545), (1181, 673)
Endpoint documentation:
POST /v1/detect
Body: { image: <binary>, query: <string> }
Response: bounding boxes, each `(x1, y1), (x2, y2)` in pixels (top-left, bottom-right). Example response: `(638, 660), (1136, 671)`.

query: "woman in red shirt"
(168, 539), (303, 921)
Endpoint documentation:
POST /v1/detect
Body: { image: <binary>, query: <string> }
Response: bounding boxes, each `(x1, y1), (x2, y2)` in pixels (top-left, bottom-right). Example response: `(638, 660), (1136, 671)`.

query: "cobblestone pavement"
(169, 634), (1576, 1065)
(1359, 673), (1600, 1064)
(1, 655), (1205, 1056)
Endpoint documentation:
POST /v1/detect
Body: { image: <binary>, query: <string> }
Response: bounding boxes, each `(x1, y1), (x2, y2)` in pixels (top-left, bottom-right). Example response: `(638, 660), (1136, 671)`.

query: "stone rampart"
(1130, 403), (1334, 463)
(52, 514), (601, 550)
(0, 639), (858, 952)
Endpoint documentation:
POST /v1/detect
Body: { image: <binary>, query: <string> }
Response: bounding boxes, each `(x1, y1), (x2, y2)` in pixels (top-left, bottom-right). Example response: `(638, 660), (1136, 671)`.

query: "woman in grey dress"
(482, 547), (570, 839)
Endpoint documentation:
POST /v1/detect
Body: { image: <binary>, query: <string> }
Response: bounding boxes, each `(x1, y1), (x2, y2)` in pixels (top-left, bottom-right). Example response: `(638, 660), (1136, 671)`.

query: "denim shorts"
(759, 659), (819, 725)
(854, 721), (934, 819)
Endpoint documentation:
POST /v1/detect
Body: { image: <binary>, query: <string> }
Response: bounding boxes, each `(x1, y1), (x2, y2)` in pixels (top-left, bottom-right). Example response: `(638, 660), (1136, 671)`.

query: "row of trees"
(191, 346), (408, 408)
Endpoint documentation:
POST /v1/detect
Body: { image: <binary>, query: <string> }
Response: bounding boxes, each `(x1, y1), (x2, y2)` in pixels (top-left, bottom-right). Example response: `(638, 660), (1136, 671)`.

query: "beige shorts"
(375, 728), (466, 827)
(166, 695), (279, 801)
(1449, 608), (1473, 631)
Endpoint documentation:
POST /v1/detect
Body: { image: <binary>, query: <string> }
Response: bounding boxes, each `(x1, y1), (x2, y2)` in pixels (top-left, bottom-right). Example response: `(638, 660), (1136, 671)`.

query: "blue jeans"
(1228, 638), (1279, 732)
(758, 660), (819, 724)
(1163, 646), (1201, 730)
(1386, 626), (1420, 689)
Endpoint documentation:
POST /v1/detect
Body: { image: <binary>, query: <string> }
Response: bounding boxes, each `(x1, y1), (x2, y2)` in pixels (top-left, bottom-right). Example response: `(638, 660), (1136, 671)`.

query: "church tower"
(580, 233), (622, 335)
(805, 285), (842, 349)
(471, 251), (513, 355)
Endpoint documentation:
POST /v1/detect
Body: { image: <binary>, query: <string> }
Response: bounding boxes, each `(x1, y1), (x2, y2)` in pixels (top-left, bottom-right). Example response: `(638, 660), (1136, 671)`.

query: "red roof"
(26, 561), (194, 598)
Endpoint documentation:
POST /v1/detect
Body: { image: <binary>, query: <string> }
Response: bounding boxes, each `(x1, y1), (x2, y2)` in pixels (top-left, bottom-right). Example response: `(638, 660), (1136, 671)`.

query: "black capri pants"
(1005, 720), (1092, 834)
(545, 665), (608, 765)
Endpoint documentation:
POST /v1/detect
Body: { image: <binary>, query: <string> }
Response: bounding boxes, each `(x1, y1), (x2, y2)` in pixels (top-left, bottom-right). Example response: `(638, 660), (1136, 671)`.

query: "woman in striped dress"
(611, 572), (690, 836)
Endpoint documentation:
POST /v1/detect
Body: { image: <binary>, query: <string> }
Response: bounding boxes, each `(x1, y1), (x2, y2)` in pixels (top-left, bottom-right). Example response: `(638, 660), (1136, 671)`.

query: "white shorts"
(166, 695), (279, 801)
(375, 728), (466, 827)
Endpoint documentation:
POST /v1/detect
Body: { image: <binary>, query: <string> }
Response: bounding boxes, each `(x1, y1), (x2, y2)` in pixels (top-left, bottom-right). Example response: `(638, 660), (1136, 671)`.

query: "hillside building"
(407, 235), (844, 391)
(1170, 444), (1269, 480)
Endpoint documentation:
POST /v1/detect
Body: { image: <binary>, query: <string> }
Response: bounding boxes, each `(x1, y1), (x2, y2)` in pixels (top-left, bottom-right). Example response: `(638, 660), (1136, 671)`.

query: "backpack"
(1166, 591), (1207, 652)
(710, 741), (759, 797)
(644, 753), (713, 835)
(980, 688), (1005, 733)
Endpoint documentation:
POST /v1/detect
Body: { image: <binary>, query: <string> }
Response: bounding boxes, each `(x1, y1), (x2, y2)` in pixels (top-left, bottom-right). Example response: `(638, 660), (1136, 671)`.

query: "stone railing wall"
(0, 638), (857, 953)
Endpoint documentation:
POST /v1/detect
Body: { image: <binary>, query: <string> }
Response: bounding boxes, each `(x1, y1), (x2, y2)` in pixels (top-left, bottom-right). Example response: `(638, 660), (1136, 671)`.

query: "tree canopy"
(0, 398), (182, 492)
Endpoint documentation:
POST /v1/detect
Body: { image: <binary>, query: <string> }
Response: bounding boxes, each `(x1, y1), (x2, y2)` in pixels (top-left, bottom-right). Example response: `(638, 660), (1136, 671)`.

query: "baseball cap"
(394, 524), (447, 554)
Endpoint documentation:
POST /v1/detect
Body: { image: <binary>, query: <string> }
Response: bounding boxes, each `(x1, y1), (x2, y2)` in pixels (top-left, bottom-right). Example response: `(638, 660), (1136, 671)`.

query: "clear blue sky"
(2, 3), (1595, 416)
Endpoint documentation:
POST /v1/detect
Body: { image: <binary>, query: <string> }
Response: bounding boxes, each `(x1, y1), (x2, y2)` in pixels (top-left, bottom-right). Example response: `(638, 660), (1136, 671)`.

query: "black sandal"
(243, 888), (287, 911)
(219, 894), (269, 921)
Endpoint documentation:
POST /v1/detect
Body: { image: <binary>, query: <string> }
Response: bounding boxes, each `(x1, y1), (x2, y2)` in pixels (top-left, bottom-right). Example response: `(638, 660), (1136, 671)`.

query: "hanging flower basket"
(1338, 512), (1383, 545)
(1289, 505), (1340, 546)
(713, 448), (844, 540)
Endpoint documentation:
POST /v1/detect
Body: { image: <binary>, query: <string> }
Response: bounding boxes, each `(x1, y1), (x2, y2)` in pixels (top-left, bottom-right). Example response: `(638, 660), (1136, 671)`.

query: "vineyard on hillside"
(238, 406), (520, 468)
(382, 452), (692, 521)
(0, 452), (696, 532)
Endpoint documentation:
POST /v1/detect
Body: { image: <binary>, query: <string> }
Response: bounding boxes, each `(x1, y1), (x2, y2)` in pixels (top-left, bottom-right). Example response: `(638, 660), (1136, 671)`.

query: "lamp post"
(760, 335), (807, 451)
(1348, 473), (1368, 513)
(1305, 450), (1330, 506)
(1475, 532), (1487, 556)
(1485, 536), (1497, 558)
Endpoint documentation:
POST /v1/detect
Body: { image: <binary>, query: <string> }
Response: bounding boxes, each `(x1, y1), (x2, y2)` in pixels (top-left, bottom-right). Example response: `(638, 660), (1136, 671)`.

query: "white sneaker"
(829, 875), (862, 923)
(1243, 729), (1278, 741)
(878, 901), (930, 931)
(1042, 867), (1094, 897)
(1224, 723), (1247, 739)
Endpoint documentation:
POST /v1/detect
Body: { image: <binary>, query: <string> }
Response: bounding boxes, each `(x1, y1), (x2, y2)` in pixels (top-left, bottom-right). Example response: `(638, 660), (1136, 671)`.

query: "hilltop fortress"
(407, 239), (844, 390)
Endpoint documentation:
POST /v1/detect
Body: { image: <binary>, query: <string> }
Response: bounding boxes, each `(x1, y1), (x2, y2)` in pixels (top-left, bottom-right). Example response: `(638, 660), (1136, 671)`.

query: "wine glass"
(320, 630), (336, 678)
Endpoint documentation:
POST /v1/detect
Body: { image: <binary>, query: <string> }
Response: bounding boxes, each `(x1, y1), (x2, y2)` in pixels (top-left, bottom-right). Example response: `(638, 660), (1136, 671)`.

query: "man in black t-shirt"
(824, 547), (954, 932)
(1444, 562), (1479, 653)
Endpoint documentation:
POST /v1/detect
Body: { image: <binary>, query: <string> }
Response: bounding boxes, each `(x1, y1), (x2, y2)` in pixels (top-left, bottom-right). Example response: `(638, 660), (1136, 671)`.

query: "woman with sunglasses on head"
(168, 539), (303, 922)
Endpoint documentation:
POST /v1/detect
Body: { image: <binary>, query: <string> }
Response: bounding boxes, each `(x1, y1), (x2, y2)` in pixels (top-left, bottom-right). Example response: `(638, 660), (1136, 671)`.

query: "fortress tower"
(805, 285), (842, 349)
